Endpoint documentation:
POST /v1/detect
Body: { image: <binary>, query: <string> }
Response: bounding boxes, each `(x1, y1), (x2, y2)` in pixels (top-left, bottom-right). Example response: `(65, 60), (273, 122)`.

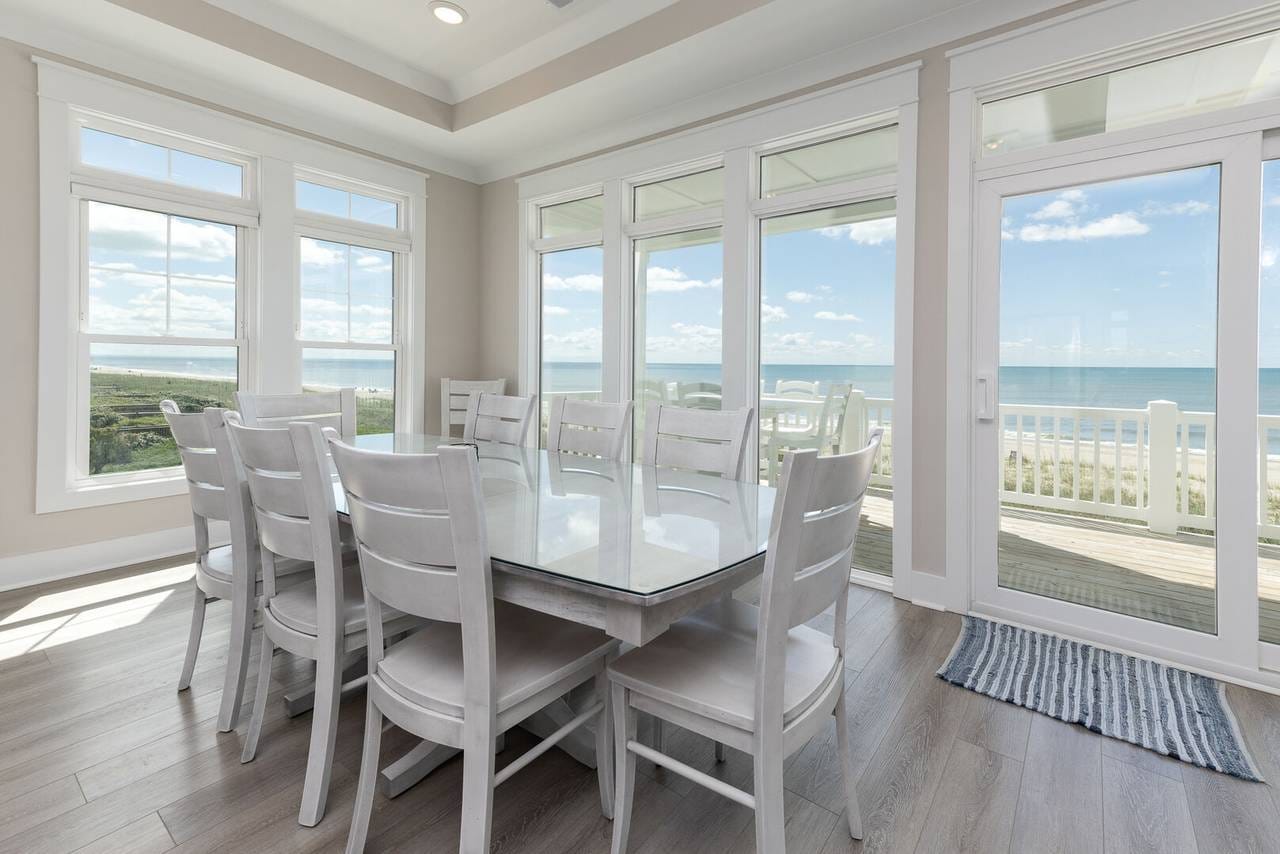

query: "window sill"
(36, 469), (189, 514)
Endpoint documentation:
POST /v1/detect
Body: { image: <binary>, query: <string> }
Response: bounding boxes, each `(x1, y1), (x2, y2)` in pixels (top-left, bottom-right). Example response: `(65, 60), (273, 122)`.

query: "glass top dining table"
(334, 434), (776, 602)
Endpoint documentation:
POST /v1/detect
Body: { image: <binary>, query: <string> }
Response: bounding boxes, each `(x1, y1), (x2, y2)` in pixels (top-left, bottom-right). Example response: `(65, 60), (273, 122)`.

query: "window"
(296, 179), (399, 228)
(982, 30), (1280, 156)
(1261, 159), (1280, 645)
(298, 236), (398, 433)
(633, 226), (725, 448)
(531, 193), (605, 444)
(759, 199), (896, 576)
(634, 168), (724, 220)
(760, 125), (898, 197)
(38, 64), (426, 511)
(80, 127), (244, 196)
(81, 199), (242, 478)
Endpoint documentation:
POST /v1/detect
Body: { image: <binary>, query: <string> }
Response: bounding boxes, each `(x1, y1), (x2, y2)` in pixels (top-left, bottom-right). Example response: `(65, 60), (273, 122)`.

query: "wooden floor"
(3, 562), (1280, 852)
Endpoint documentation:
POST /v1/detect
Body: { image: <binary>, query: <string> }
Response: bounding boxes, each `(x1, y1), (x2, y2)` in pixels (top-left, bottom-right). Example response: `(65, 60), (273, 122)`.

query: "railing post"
(1147, 400), (1179, 535)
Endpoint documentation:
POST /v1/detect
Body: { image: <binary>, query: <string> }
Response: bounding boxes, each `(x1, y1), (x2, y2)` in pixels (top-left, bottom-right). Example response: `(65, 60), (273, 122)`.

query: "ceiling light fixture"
(429, 1), (467, 24)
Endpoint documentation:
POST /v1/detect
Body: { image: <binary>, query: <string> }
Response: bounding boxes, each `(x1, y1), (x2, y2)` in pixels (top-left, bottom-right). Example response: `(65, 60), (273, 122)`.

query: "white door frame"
(969, 135), (1263, 685)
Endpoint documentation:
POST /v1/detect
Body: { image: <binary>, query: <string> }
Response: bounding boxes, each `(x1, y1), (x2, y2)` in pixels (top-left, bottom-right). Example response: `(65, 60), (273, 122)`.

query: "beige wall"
(0, 36), (483, 562)
(476, 2), (1101, 581)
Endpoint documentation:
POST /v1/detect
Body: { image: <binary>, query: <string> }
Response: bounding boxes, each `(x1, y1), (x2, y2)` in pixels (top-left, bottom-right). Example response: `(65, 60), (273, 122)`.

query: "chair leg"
(752, 745), (787, 854)
(460, 723), (496, 854)
(298, 652), (343, 827)
(217, 594), (255, 732)
(345, 695), (383, 854)
(834, 692), (863, 839)
(240, 633), (274, 763)
(610, 683), (637, 854)
(177, 584), (207, 691)
(593, 670), (614, 820)
(714, 741), (726, 763)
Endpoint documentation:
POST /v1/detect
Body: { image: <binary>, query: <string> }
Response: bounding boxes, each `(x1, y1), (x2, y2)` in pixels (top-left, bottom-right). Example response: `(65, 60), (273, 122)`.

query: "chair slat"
(546, 398), (631, 460)
(179, 447), (223, 487)
(796, 503), (859, 576)
(332, 447), (449, 511)
(346, 496), (456, 568)
(230, 424), (299, 473)
(255, 510), (315, 562)
(654, 435), (731, 475)
(463, 392), (535, 446)
(165, 410), (213, 449)
(807, 446), (876, 514)
(561, 399), (622, 429)
(242, 391), (343, 419)
(657, 406), (739, 441)
(478, 394), (533, 420)
(245, 469), (309, 518)
(189, 482), (229, 522)
(557, 426), (613, 458)
(789, 551), (853, 627)
(357, 548), (462, 623)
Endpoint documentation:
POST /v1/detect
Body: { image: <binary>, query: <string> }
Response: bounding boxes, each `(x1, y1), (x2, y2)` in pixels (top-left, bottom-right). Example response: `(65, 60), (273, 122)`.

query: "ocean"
(89, 355), (1280, 451)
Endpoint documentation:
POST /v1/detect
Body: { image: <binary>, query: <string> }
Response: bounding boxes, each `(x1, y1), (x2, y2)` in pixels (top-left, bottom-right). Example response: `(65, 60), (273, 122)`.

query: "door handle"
(976, 373), (996, 422)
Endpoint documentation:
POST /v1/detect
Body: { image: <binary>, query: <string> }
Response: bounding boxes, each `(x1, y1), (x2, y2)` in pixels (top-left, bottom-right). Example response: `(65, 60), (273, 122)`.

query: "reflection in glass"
(634, 168), (724, 221)
(633, 227), (723, 455)
(761, 126), (898, 198)
(997, 166), (1220, 632)
(1259, 161), (1280, 645)
(88, 343), (237, 476)
(539, 196), (604, 238)
(759, 198), (896, 575)
(302, 348), (395, 435)
(540, 246), (603, 445)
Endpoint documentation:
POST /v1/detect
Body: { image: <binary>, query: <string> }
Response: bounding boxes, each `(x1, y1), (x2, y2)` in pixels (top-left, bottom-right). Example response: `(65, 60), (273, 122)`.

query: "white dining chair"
(441, 378), (507, 438)
(235, 389), (357, 437)
(609, 430), (883, 853)
(462, 391), (537, 446)
(331, 439), (620, 854)
(226, 414), (419, 827)
(546, 397), (633, 460)
(641, 402), (752, 480)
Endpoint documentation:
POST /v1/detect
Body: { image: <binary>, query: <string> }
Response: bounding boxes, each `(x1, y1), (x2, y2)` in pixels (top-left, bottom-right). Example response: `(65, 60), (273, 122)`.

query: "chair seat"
(199, 545), (313, 585)
(376, 601), (619, 719)
(608, 598), (839, 731)
(268, 561), (388, 637)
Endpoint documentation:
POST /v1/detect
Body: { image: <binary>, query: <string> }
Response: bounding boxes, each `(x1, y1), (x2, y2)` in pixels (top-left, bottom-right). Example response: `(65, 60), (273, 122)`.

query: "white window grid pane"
(296, 179), (401, 228)
(80, 127), (245, 197)
(298, 236), (396, 345)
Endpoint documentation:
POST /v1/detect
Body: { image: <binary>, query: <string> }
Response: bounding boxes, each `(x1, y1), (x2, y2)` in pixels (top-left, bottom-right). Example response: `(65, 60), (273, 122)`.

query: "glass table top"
(334, 434), (775, 598)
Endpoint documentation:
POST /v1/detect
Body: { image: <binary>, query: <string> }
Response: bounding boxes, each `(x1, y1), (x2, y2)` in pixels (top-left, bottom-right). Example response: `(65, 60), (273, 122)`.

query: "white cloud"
(543, 305), (571, 316)
(1017, 212), (1150, 242)
(1029, 199), (1078, 221)
(543, 272), (603, 292)
(543, 328), (603, 358)
(818, 218), (896, 245)
(785, 290), (814, 303)
(1264, 247), (1278, 269)
(643, 266), (721, 293)
(761, 303), (787, 323)
(1141, 200), (1214, 216)
(646, 322), (721, 359)
(814, 310), (861, 322)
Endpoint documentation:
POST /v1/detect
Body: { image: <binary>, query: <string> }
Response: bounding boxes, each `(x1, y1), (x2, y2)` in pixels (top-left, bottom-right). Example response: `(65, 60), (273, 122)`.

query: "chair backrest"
(205, 406), (262, 593)
(224, 413), (345, 625)
(235, 389), (356, 438)
(330, 439), (495, 712)
(754, 431), (883, 728)
(676, 381), (722, 410)
(462, 392), (536, 446)
(545, 397), (632, 460)
(774, 379), (819, 398)
(162, 400), (228, 558)
(641, 403), (752, 480)
(441, 378), (506, 438)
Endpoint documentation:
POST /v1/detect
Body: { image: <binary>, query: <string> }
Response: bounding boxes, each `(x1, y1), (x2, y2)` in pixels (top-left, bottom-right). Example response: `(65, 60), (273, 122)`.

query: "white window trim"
(944, 0), (1280, 690)
(36, 59), (427, 512)
(516, 62), (918, 600)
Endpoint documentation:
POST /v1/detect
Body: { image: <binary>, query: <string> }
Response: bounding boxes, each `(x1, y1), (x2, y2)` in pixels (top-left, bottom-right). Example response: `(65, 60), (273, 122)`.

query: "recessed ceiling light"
(429, 1), (467, 24)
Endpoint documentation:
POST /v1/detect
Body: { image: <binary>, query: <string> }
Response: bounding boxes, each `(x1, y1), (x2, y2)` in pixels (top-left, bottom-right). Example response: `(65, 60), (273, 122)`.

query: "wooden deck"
(853, 496), (1280, 639)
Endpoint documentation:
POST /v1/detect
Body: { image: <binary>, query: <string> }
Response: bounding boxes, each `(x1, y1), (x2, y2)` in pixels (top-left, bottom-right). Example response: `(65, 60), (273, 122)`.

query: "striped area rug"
(937, 616), (1263, 781)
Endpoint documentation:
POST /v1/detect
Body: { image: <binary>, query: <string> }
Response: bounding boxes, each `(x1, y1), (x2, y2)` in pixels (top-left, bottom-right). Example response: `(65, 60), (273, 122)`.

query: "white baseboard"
(0, 523), (230, 593)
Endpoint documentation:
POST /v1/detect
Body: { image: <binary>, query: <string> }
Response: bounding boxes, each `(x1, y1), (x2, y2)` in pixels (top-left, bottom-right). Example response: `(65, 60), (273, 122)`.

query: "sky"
(539, 211), (898, 367)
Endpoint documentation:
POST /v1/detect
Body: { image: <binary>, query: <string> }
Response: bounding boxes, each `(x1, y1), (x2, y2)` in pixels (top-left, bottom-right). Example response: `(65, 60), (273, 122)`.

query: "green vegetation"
(89, 370), (396, 476)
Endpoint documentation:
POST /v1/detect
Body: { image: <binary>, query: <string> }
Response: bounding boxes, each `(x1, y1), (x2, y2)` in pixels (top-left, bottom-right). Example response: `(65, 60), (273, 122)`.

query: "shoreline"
(90, 365), (393, 397)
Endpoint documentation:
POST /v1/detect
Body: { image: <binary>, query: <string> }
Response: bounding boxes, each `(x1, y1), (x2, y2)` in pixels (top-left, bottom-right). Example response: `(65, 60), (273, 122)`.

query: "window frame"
(36, 60), (427, 512)
(516, 65), (918, 594)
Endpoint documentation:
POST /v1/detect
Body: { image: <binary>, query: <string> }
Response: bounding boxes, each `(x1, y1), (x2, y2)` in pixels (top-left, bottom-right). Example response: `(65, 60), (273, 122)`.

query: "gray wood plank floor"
(2, 557), (1279, 853)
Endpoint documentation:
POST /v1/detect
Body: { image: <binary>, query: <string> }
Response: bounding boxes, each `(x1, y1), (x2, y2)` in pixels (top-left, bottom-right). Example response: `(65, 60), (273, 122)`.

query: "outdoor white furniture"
(545, 397), (633, 460)
(675, 381), (723, 410)
(760, 385), (848, 485)
(642, 402), (752, 479)
(608, 431), (884, 853)
(462, 391), (536, 445)
(235, 388), (357, 436)
(774, 379), (819, 398)
(331, 440), (620, 853)
(328, 434), (775, 798)
(226, 415), (419, 827)
(441, 378), (507, 438)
